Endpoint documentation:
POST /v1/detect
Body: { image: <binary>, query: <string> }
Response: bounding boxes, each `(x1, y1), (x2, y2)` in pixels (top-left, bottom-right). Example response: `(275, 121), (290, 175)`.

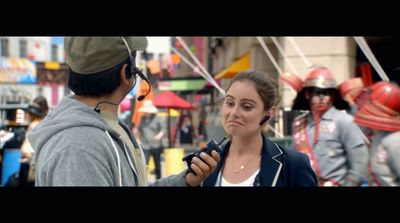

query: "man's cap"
(292, 67), (349, 110)
(354, 81), (400, 132)
(65, 37), (147, 74)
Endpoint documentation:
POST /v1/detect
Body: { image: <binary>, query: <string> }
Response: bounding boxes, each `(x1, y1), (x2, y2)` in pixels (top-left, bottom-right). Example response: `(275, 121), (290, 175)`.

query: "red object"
(354, 81), (400, 132)
(153, 91), (194, 109)
(279, 72), (304, 92)
(369, 81), (400, 112)
(153, 91), (194, 148)
(175, 37), (183, 49)
(339, 77), (364, 98)
(120, 98), (131, 112)
(27, 53), (35, 60)
(360, 63), (374, 87)
(51, 84), (58, 107)
(303, 67), (337, 89)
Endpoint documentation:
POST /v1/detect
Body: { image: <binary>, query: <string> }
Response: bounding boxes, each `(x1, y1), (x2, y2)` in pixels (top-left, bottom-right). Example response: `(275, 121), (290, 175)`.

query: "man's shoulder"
(328, 108), (353, 122)
(41, 126), (113, 157)
(59, 125), (109, 138)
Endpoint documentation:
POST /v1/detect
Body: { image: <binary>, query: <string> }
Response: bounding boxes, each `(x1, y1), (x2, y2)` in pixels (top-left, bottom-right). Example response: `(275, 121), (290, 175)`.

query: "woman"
(203, 70), (317, 186)
(20, 96), (49, 185)
(21, 96), (49, 159)
(174, 109), (196, 148)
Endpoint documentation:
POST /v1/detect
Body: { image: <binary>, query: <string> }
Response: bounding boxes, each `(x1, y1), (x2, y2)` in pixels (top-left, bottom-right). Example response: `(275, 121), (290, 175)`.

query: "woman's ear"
(268, 106), (278, 120)
(260, 107), (277, 126)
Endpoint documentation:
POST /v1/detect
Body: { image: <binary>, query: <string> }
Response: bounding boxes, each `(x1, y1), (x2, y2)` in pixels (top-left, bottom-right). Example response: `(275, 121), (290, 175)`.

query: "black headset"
(94, 38), (152, 114)
(259, 115), (270, 126)
(121, 37), (151, 101)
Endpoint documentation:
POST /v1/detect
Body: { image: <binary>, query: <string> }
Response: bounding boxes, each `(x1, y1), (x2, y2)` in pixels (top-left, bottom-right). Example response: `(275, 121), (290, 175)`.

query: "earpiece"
(259, 115), (270, 126)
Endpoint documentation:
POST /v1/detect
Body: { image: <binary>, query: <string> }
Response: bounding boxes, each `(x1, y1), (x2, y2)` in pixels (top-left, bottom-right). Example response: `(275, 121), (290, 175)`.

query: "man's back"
(29, 96), (138, 186)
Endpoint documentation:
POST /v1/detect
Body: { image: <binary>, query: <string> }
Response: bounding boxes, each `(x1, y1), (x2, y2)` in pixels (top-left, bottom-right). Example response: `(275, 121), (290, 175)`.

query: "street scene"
(0, 36), (399, 186)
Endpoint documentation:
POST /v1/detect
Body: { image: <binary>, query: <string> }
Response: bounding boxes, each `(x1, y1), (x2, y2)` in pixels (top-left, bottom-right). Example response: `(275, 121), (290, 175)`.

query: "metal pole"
(353, 37), (390, 81)
(167, 108), (172, 148)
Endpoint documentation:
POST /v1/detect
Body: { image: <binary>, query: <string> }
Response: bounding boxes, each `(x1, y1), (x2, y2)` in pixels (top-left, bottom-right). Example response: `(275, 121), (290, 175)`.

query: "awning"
(158, 78), (206, 91)
(215, 53), (250, 80)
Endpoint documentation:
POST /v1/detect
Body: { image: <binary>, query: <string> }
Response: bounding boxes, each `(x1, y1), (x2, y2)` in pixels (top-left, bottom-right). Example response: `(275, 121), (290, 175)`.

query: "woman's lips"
(227, 120), (243, 126)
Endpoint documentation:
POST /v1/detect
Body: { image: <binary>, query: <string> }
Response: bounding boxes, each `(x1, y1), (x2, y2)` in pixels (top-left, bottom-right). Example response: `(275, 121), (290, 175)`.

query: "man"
(354, 81), (400, 186)
(28, 37), (219, 186)
(291, 67), (368, 186)
(137, 99), (165, 179)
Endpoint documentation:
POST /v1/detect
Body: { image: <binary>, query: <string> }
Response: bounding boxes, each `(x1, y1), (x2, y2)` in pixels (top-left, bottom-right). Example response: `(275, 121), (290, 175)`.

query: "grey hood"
(29, 95), (116, 153)
(27, 95), (139, 186)
(28, 95), (188, 186)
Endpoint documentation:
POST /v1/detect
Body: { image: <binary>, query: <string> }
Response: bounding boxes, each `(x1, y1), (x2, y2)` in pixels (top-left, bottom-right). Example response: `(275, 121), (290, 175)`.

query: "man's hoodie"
(28, 95), (187, 186)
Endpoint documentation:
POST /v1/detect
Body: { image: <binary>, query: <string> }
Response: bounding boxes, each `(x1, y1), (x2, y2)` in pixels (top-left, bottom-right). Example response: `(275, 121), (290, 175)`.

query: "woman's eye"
(242, 105), (253, 111)
(225, 101), (234, 107)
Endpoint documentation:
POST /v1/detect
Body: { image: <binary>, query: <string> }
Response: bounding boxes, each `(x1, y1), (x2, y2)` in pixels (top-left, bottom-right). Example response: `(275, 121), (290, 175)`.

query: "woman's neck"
(229, 133), (263, 156)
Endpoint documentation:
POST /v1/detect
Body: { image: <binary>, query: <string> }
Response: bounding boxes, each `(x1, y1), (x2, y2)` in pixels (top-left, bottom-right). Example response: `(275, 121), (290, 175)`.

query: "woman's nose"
(229, 105), (241, 117)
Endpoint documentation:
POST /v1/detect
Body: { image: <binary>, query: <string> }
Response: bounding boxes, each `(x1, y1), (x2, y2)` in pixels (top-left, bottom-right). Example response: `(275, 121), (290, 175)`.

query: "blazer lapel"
(259, 135), (283, 187)
(203, 134), (284, 187)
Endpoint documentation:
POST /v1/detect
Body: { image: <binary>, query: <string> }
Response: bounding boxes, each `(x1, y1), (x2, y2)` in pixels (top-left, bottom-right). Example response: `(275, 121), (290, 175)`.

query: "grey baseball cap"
(64, 36), (147, 74)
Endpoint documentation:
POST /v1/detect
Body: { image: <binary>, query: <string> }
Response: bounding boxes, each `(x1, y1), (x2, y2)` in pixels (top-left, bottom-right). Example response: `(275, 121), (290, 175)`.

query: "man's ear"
(120, 64), (131, 84)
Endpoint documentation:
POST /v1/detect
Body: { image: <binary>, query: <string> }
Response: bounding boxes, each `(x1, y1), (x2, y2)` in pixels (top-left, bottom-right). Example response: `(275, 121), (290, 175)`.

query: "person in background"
(137, 99), (164, 179)
(291, 67), (369, 186)
(203, 70), (317, 187)
(18, 96), (49, 185)
(339, 77), (374, 144)
(21, 96), (49, 160)
(354, 81), (400, 186)
(197, 107), (208, 142)
(174, 109), (196, 153)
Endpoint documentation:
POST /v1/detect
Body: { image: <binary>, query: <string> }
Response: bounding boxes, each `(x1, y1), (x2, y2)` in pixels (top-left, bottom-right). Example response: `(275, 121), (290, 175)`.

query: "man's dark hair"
(68, 57), (133, 96)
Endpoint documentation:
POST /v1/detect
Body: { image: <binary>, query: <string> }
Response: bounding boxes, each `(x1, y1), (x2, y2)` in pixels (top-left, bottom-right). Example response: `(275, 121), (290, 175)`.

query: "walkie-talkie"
(183, 136), (229, 175)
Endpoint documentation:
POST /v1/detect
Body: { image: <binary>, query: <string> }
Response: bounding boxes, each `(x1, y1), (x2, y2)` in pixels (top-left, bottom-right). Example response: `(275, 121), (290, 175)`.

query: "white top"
(215, 169), (260, 187)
